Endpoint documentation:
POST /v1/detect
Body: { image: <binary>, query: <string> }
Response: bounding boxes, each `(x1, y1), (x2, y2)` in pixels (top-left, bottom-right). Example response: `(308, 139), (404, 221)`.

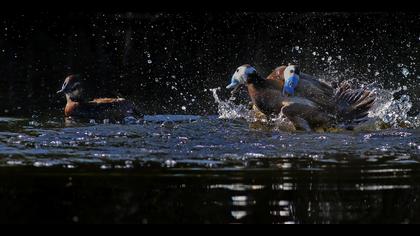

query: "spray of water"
(210, 88), (254, 121)
(369, 87), (419, 129)
(210, 84), (419, 131)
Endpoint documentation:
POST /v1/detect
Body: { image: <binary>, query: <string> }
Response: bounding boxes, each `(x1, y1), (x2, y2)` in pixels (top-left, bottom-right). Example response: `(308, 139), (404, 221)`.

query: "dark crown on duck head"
(57, 74), (86, 102)
(242, 65), (263, 84)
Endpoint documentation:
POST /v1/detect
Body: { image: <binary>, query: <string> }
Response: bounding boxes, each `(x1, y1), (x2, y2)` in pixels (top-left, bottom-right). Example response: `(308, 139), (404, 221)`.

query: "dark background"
(0, 12), (419, 117)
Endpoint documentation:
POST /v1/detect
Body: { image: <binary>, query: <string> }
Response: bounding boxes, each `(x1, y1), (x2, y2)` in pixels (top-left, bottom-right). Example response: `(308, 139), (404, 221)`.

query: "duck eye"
(236, 69), (239, 72)
(290, 70), (294, 73)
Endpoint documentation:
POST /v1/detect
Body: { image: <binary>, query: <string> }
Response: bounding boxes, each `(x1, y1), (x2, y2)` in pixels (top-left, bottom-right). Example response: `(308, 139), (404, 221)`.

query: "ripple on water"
(0, 115), (419, 172)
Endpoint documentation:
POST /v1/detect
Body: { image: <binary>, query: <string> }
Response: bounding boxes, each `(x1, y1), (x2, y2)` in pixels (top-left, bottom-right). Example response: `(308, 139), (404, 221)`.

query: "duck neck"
(65, 87), (91, 103)
(246, 74), (267, 88)
(66, 93), (89, 104)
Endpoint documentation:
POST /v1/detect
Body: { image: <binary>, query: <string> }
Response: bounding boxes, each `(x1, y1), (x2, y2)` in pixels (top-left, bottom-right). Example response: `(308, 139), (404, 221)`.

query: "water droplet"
(402, 68), (410, 77)
(147, 59), (152, 64)
(181, 106), (187, 111)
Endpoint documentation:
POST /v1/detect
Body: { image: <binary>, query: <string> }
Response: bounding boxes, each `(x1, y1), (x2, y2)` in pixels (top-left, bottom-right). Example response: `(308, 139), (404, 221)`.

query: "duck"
(226, 64), (376, 131)
(57, 75), (141, 121)
(265, 64), (337, 111)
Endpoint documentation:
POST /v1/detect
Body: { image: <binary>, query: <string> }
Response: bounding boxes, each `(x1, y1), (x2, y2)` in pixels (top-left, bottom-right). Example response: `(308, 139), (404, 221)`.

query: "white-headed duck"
(227, 64), (376, 131)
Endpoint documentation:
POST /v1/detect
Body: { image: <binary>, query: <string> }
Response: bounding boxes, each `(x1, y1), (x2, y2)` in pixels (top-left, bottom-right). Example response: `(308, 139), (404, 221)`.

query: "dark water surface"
(0, 116), (419, 223)
(0, 12), (419, 224)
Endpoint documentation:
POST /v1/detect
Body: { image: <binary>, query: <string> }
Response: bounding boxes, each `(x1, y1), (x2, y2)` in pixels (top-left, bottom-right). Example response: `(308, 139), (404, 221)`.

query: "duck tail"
(334, 82), (376, 125)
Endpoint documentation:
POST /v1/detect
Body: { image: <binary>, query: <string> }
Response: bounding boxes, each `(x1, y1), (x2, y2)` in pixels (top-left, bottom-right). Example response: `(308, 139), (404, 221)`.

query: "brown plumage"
(58, 75), (141, 121)
(334, 82), (376, 125)
(266, 66), (336, 112)
(227, 65), (376, 131)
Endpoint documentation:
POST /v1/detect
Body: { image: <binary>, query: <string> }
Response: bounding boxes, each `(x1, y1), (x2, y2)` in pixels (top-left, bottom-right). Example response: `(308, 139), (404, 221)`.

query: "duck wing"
(266, 67), (336, 111)
(334, 83), (376, 125)
(297, 73), (336, 111)
(281, 97), (332, 131)
(75, 98), (138, 120)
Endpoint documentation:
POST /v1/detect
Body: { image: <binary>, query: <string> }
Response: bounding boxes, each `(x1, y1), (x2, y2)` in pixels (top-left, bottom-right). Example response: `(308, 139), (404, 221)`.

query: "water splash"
(211, 83), (419, 130)
(369, 86), (419, 129)
(210, 88), (253, 121)
(210, 88), (297, 131)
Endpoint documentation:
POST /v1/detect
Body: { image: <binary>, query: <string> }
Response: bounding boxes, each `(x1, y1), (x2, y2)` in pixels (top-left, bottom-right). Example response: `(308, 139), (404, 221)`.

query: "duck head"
(226, 64), (258, 93)
(283, 64), (300, 96)
(57, 75), (86, 102)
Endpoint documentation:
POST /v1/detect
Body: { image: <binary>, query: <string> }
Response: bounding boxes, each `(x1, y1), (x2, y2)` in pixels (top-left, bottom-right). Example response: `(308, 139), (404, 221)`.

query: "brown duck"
(226, 65), (376, 131)
(57, 75), (141, 121)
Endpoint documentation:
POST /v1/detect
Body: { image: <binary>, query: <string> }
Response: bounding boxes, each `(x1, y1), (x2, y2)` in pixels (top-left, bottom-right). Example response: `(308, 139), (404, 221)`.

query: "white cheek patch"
(233, 66), (247, 84)
(284, 65), (297, 79)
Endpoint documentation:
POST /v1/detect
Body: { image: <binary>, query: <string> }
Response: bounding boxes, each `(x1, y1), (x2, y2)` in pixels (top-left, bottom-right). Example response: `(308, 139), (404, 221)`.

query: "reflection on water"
(1, 165), (420, 224)
(0, 116), (419, 223)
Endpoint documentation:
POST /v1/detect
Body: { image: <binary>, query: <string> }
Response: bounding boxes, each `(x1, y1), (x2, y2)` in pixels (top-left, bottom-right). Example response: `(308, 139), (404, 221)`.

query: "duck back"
(65, 98), (139, 121)
(298, 73), (336, 110)
(267, 67), (336, 112)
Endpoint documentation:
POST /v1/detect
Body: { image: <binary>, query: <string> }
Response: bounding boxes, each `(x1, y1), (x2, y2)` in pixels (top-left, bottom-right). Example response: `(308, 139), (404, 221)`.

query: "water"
(0, 11), (419, 224)
(0, 111), (419, 223)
